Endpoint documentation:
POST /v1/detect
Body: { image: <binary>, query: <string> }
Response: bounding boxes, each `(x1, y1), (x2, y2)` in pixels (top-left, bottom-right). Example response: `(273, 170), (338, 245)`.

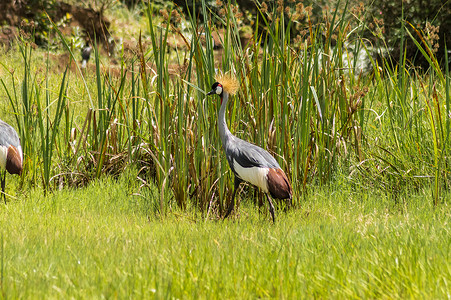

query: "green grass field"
(0, 0), (450, 298)
(0, 174), (449, 298)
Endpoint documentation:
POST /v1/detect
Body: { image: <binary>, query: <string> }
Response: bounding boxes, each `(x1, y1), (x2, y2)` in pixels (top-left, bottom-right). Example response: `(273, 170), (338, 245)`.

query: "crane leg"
(224, 177), (241, 219)
(1, 170), (6, 204)
(266, 194), (276, 223)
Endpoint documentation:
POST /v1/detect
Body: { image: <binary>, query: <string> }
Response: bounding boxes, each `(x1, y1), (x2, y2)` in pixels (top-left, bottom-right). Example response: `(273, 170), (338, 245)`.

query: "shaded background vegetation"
(1, 0), (450, 66)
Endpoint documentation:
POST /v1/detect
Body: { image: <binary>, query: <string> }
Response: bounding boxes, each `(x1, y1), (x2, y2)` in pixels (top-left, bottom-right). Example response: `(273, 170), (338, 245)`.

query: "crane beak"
(207, 90), (215, 95)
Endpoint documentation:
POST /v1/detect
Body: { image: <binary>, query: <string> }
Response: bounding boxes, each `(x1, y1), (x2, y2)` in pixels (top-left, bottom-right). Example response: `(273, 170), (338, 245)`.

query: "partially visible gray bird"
(207, 74), (292, 222)
(81, 43), (92, 69)
(0, 120), (23, 203)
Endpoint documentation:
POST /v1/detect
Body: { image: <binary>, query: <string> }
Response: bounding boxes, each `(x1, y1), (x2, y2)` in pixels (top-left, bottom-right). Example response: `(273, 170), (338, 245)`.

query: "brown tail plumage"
(267, 168), (292, 200)
(6, 146), (22, 175)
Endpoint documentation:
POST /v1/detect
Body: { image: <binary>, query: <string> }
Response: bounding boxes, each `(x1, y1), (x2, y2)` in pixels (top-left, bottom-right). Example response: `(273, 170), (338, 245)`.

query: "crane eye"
(215, 86), (223, 95)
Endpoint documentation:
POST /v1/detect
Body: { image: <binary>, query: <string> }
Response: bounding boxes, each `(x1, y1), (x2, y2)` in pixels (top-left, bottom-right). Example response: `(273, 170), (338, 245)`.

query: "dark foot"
(266, 194), (276, 223)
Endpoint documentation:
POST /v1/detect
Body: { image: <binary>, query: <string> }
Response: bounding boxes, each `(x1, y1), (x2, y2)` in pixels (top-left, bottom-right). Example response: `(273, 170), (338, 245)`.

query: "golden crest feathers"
(214, 72), (239, 95)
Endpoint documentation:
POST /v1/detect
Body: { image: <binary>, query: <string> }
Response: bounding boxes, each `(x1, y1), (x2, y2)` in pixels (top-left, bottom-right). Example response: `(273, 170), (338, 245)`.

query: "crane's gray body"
(218, 92), (280, 174)
(0, 120), (21, 150)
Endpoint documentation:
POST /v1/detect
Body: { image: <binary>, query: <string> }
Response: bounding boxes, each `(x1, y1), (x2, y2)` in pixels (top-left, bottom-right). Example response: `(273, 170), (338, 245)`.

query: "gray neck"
(218, 91), (233, 149)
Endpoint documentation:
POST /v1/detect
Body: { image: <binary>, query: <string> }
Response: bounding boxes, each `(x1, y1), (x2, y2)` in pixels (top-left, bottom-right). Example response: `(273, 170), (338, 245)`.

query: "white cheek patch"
(233, 160), (269, 193)
(216, 86), (223, 95)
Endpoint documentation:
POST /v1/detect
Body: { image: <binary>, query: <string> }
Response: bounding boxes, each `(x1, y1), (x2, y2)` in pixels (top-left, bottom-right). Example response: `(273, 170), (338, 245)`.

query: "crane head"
(207, 73), (239, 97)
(207, 82), (223, 96)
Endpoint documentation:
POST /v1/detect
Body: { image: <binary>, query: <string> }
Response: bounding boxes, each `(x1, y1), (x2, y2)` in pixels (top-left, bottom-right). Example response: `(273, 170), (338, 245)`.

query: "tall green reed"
(407, 22), (450, 205)
(1, 37), (69, 191)
(363, 15), (450, 205)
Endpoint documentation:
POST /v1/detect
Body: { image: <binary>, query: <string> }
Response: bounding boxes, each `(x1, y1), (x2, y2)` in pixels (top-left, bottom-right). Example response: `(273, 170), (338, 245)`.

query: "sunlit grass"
(0, 174), (449, 298)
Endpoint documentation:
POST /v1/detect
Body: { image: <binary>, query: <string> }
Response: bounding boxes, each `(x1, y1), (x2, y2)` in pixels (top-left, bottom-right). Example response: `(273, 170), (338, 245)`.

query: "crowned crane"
(0, 119), (23, 203)
(81, 42), (92, 69)
(207, 74), (292, 222)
